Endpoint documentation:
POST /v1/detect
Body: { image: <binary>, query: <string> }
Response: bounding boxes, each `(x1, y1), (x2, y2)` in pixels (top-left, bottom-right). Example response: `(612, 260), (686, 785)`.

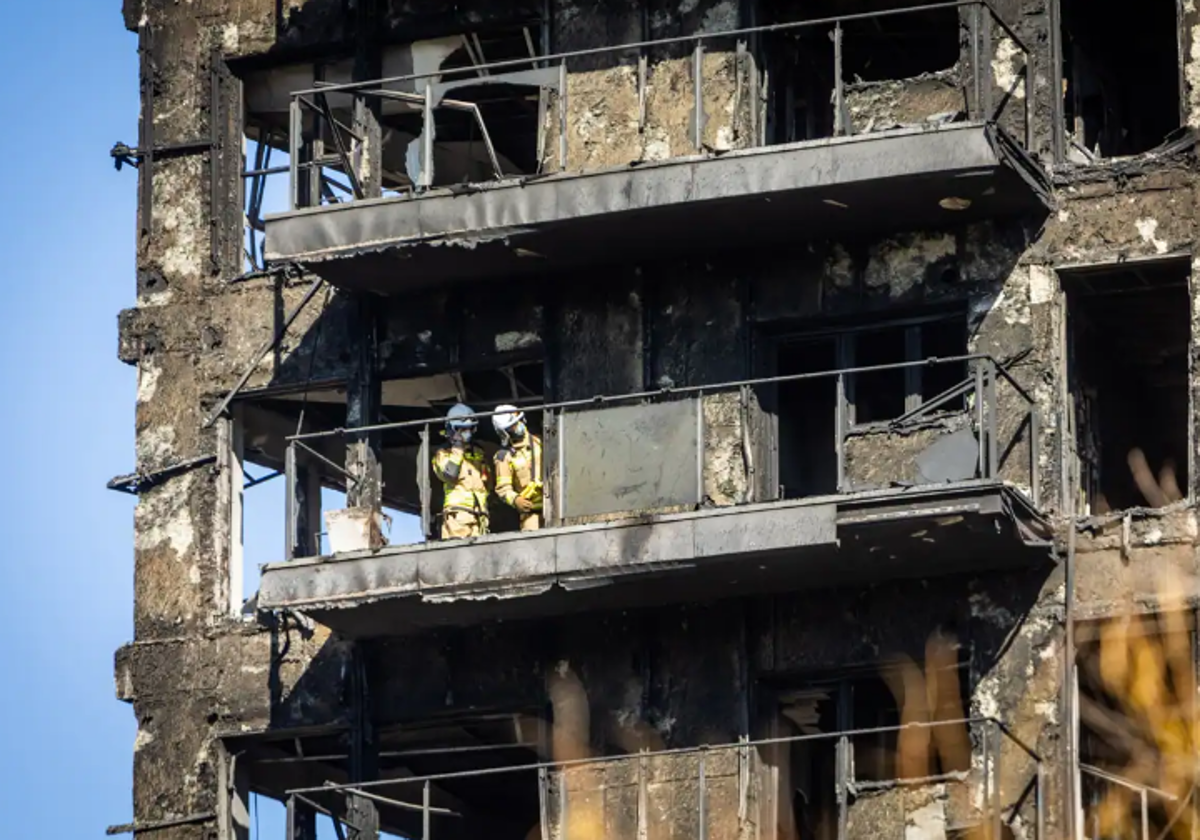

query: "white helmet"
(492, 404), (525, 442)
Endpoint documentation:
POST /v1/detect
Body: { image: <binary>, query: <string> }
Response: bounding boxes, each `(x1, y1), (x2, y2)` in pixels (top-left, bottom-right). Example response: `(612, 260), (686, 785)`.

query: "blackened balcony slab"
(256, 480), (1052, 638)
(263, 123), (1051, 295)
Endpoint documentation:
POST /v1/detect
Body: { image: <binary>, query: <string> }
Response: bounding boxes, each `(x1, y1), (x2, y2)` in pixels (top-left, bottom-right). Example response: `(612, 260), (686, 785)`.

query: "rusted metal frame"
(106, 812), (217, 835)
(203, 275), (327, 429)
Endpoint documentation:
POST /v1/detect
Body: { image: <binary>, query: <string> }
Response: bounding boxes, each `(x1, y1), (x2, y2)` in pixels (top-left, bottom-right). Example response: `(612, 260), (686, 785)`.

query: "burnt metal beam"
(106, 812), (216, 835)
(107, 455), (218, 495)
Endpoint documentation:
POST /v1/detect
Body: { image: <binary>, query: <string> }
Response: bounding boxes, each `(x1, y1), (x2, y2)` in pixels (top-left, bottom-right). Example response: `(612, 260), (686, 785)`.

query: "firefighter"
(432, 403), (491, 539)
(492, 404), (543, 531)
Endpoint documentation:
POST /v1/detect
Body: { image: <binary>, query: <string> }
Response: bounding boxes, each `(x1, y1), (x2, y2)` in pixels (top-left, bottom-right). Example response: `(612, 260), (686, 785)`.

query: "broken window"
(1060, 0), (1181, 158)
(765, 656), (970, 840)
(1065, 259), (1190, 513)
(775, 312), (968, 498)
(762, 0), (962, 143)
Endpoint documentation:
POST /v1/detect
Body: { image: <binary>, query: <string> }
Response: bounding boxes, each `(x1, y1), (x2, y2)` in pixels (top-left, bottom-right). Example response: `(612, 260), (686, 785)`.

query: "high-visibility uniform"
(494, 433), (543, 532)
(433, 444), (491, 539)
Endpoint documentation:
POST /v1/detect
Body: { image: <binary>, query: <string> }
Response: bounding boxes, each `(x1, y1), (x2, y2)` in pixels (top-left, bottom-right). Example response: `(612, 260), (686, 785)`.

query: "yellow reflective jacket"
(433, 444), (491, 516)
(494, 433), (543, 510)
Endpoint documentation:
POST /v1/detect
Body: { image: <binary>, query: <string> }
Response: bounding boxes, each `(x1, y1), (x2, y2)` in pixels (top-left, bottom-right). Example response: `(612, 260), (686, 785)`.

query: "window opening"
(775, 312), (967, 499)
(1060, 0), (1181, 159)
(762, 0), (961, 143)
(1065, 260), (1190, 514)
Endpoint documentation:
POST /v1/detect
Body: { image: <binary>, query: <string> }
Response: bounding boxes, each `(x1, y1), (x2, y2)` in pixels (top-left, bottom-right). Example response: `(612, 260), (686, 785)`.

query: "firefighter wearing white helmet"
(492, 404), (543, 531)
(432, 403), (491, 539)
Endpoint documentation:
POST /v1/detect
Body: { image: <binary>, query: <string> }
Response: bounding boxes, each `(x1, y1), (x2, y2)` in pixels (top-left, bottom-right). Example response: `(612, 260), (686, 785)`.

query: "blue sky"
(0, 1), (141, 832)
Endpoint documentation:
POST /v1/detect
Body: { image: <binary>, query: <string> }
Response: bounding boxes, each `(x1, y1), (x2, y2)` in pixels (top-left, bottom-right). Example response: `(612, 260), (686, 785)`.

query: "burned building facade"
(111, 0), (1200, 838)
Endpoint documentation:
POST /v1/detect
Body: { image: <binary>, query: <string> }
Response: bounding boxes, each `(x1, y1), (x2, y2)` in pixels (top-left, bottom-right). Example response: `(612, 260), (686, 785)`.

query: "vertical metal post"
(558, 769), (569, 840)
(538, 767), (551, 840)
(693, 40), (705, 151)
(1140, 788), (1150, 840)
(835, 734), (850, 840)
(558, 61), (568, 171)
(557, 410), (567, 523)
(421, 80), (435, 189)
(991, 721), (1003, 840)
(423, 780), (432, 840)
(835, 372), (847, 492)
(982, 721), (991, 814)
(637, 750), (649, 840)
(289, 97), (302, 208)
(286, 795), (297, 840)
(696, 392), (705, 505)
(1031, 404), (1041, 506)
(1024, 57), (1034, 150)
(980, 4), (994, 119)
(419, 425), (432, 540)
(833, 22), (845, 136)
(698, 752), (708, 840)
(970, 4), (982, 121)
(986, 361), (998, 478)
(975, 362), (986, 477)
(285, 441), (298, 559)
(1036, 762), (1045, 840)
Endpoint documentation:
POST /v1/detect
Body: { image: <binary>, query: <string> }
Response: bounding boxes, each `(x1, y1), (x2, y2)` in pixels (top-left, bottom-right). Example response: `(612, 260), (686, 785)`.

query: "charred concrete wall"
(115, 0), (1200, 837)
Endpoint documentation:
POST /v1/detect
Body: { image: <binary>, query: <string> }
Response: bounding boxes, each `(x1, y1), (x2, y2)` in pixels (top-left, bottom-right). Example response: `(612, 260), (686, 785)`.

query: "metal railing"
(277, 0), (1032, 210)
(279, 717), (1044, 840)
(1080, 763), (1194, 840)
(281, 354), (1039, 558)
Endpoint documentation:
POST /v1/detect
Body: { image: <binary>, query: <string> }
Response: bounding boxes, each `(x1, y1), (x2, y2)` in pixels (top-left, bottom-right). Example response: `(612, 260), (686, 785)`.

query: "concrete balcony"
(258, 2), (1049, 294)
(258, 479), (1049, 637)
(256, 356), (1052, 638)
(264, 123), (1050, 295)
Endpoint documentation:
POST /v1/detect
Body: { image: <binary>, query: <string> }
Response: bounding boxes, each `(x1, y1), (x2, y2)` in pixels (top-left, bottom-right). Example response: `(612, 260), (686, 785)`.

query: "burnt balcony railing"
(280, 354), (1040, 561)
(277, 717), (1044, 840)
(274, 0), (1033, 210)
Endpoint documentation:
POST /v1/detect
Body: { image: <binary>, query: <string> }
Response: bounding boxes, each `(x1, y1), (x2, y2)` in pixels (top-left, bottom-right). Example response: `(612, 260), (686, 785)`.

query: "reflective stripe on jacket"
(433, 444), (491, 516)
(494, 434), (543, 510)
